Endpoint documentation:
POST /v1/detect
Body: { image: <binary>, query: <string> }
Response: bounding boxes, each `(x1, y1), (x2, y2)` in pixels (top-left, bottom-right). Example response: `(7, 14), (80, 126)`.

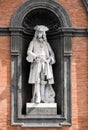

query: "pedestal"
(26, 103), (57, 116)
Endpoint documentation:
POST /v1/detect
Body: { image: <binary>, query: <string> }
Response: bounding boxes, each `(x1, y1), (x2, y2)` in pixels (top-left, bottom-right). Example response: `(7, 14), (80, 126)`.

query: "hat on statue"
(34, 25), (49, 32)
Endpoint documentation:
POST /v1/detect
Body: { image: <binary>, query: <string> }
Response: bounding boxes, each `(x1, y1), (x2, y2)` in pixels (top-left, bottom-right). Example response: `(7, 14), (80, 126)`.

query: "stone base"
(26, 103), (57, 116)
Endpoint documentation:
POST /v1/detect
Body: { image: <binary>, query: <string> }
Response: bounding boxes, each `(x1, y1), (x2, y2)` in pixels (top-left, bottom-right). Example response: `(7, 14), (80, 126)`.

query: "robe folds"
(26, 40), (55, 85)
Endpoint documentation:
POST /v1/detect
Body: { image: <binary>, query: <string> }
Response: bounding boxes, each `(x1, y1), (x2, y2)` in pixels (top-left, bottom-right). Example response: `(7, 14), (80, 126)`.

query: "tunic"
(26, 40), (55, 84)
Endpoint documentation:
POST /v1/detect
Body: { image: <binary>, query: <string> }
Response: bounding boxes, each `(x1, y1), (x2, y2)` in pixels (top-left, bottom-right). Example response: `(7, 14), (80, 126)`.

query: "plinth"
(26, 103), (57, 116)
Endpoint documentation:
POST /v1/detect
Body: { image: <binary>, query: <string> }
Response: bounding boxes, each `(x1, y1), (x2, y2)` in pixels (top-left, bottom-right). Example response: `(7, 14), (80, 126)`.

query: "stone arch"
(11, 0), (72, 127)
(11, 0), (72, 28)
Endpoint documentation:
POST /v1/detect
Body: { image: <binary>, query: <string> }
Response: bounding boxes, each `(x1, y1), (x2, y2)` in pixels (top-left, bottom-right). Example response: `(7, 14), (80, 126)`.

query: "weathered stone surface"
(26, 103), (57, 115)
(26, 25), (55, 104)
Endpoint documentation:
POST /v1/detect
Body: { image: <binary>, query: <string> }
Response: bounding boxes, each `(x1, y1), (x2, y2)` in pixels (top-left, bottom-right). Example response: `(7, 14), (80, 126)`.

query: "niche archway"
(11, 0), (72, 127)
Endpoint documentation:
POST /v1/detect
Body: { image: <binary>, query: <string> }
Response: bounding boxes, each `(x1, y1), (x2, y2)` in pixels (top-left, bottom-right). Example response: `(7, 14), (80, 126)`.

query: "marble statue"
(26, 25), (56, 103)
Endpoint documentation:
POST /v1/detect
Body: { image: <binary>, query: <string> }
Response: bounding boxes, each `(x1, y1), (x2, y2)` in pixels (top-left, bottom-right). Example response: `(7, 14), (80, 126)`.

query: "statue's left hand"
(47, 57), (55, 64)
(46, 58), (51, 63)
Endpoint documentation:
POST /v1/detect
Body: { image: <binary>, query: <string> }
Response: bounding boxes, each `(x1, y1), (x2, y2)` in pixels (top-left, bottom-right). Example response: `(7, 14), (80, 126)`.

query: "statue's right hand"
(34, 57), (40, 62)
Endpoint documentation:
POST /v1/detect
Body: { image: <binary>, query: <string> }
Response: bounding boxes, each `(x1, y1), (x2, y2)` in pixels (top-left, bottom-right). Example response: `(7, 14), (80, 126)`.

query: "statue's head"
(33, 25), (49, 43)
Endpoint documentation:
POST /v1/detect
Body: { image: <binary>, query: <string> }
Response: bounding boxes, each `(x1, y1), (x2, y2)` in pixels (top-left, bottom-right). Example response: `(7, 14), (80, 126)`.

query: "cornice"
(0, 27), (88, 37)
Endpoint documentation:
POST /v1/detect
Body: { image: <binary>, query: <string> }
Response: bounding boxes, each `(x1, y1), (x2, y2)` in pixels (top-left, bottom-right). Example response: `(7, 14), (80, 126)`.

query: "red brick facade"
(0, 0), (88, 130)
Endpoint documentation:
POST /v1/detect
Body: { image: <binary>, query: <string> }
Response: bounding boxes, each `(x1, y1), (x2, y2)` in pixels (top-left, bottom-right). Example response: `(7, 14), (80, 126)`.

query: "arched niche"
(11, 0), (72, 127)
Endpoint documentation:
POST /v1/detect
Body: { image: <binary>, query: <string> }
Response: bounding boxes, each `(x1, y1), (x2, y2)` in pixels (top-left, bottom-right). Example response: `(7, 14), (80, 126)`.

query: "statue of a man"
(26, 25), (55, 103)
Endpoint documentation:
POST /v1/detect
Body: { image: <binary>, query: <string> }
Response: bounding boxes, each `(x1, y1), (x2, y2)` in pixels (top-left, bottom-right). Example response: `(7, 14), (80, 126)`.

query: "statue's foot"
(35, 100), (40, 104)
(35, 98), (41, 104)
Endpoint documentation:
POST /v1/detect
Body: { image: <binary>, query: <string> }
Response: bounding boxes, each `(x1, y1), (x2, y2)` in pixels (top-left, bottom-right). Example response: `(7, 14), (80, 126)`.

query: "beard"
(38, 37), (44, 43)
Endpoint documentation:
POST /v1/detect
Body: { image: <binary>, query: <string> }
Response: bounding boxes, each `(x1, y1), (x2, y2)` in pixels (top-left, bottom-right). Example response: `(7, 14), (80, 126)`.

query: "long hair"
(33, 30), (47, 42)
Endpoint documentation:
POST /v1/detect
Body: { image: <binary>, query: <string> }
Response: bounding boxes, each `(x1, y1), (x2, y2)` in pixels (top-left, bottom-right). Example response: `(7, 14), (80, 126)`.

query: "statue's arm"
(26, 41), (37, 62)
(47, 42), (55, 64)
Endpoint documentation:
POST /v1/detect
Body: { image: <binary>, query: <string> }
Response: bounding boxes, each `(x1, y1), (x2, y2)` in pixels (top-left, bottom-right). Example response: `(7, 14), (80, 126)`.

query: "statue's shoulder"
(46, 41), (49, 44)
(29, 40), (36, 46)
(31, 39), (37, 43)
(46, 41), (50, 47)
(30, 40), (34, 43)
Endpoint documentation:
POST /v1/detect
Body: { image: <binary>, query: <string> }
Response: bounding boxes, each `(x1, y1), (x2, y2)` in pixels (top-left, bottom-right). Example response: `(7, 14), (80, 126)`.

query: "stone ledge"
(26, 103), (57, 116)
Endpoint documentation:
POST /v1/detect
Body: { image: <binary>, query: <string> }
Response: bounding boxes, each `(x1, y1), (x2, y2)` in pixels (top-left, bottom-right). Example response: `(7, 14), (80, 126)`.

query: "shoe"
(35, 100), (40, 104)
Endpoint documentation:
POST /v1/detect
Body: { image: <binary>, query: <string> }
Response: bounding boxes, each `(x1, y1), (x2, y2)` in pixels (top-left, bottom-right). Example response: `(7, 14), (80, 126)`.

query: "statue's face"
(37, 31), (44, 43)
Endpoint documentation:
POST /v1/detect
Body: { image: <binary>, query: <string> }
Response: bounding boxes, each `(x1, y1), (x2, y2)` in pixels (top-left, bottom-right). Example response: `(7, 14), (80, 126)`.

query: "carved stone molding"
(82, 0), (88, 12)
(0, 27), (88, 37)
(10, 0), (72, 127)
(11, 0), (72, 28)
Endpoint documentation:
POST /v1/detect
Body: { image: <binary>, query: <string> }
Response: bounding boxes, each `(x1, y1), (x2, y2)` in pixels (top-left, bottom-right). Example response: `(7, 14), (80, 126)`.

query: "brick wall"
(58, 0), (88, 27)
(0, 0), (87, 27)
(72, 37), (88, 130)
(0, 0), (88, 130)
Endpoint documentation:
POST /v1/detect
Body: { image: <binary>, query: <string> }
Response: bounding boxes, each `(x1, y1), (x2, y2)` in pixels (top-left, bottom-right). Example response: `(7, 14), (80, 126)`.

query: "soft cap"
(34, 25), (49, 32)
